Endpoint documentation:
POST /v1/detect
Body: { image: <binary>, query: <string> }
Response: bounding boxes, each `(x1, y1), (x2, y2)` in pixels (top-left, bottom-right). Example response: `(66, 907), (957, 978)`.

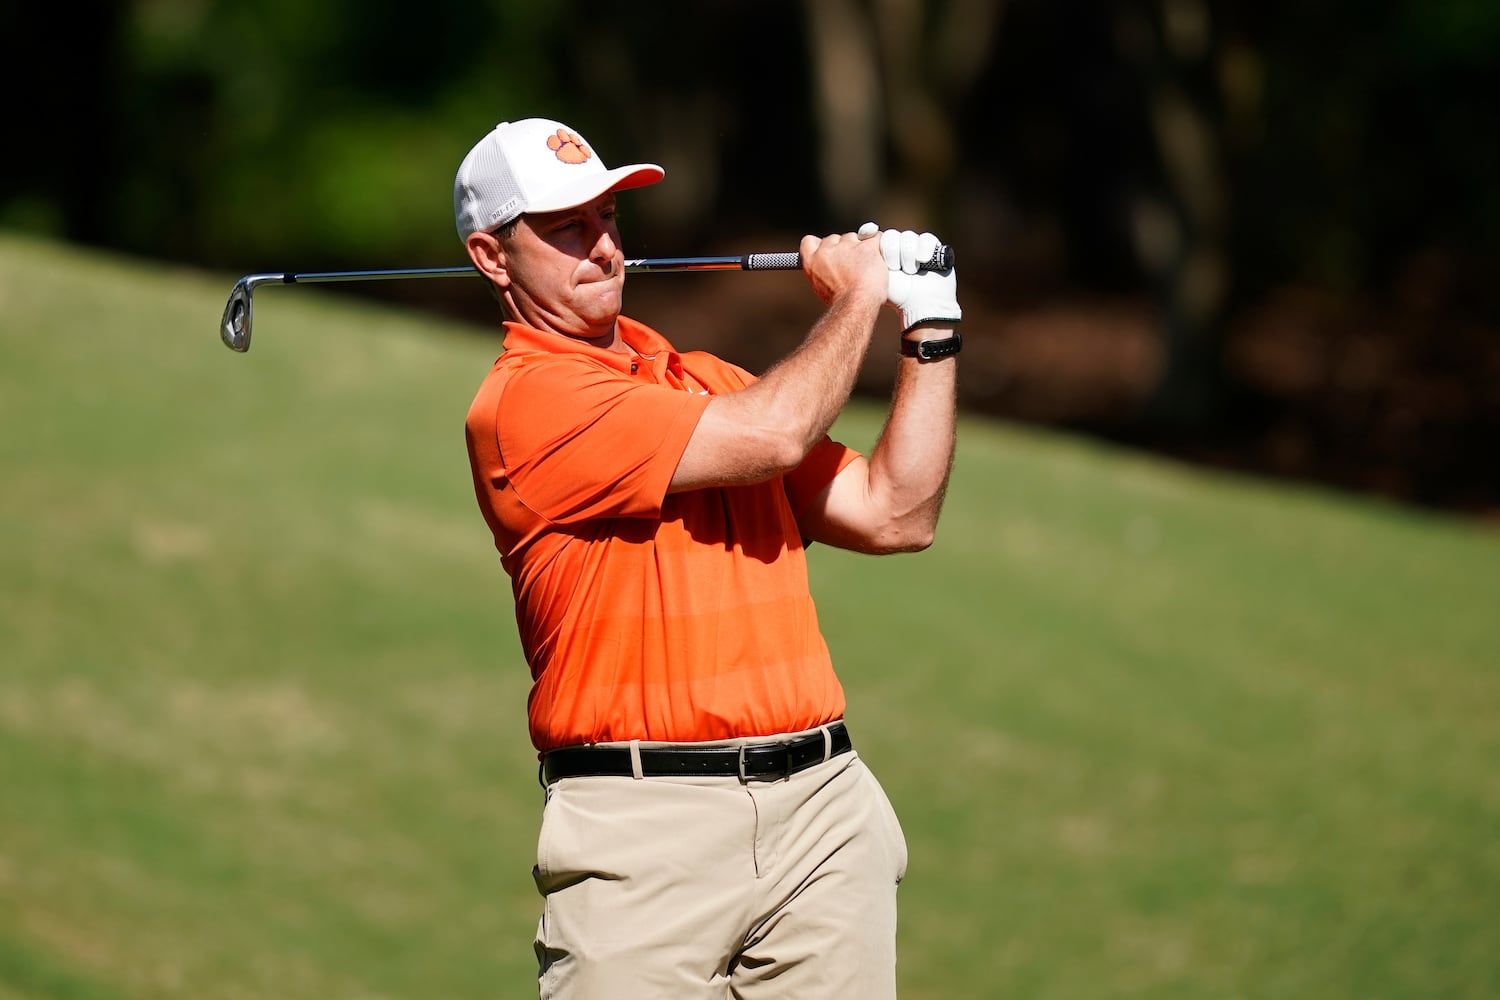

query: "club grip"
(743, 252), (802, 271)
(744, 243), (955, 272)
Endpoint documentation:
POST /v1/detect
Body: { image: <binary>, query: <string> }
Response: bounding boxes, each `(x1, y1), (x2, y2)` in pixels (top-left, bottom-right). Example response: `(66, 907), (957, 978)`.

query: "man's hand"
(800, 230), (888, 307)
(859, 224), (962, 334)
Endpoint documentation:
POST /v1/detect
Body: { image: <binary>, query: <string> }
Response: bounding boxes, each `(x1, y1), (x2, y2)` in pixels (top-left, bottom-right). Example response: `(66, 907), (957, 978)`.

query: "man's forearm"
(750, 292), (885, 453)
(864, 329), (959, 539)
(669, 291), (883, 491)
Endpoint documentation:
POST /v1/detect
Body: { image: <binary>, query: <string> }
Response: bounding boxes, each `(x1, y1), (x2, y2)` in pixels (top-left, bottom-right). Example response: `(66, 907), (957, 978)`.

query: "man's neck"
(575, 326), (628, 354)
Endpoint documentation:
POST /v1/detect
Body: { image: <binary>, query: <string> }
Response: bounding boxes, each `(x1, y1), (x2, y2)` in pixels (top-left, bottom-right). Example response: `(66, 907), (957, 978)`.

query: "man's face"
(496, 194), (625, 341)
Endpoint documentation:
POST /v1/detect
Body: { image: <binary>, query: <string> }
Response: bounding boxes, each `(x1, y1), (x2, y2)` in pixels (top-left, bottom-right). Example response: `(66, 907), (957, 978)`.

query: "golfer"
(456, 117), (960, 999)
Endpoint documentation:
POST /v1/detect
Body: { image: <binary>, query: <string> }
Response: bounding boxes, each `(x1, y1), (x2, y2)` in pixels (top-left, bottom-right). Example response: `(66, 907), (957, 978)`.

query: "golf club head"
(221, 279), (254, 352)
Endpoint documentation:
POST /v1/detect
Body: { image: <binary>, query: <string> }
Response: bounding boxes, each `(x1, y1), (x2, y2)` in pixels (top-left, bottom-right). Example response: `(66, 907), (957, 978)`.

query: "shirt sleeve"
(686, 352), (862, 516)
(495, 357), (710, 523)
(783, 436), (861, 515)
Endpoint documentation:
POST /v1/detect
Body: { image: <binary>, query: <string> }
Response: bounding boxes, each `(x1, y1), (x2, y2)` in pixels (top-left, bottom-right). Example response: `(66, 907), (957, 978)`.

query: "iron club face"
(219, 273), (287, 353)
(221, 278), (254, 352)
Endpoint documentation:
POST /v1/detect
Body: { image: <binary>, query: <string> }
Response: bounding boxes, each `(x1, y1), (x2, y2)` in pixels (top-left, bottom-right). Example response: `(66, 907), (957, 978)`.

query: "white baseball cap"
(453, 118), (665, 240)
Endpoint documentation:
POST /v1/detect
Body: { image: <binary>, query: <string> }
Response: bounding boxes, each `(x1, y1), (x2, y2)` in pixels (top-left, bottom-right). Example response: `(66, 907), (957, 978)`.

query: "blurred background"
(5, 0), (1499, 515)
(4, 5), (1499, 998)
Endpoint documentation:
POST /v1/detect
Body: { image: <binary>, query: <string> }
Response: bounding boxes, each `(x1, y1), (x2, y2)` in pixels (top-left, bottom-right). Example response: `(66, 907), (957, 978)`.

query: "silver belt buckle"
(737, 744), (750, 783)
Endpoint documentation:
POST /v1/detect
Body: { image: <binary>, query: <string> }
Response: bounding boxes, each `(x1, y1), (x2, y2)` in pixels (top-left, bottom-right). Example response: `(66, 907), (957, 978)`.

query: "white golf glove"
(859, 222), (962, 333)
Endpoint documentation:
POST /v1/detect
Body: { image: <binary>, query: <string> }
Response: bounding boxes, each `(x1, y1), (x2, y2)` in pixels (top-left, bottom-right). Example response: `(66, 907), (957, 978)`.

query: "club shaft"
(274, 254), (813, 283)
(275, 257), (770, 284)
(221, 245), (955, 352)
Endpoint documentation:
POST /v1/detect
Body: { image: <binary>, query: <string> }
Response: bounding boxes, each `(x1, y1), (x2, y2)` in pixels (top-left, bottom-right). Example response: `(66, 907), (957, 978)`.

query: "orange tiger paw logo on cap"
(547, 129), (592, 164)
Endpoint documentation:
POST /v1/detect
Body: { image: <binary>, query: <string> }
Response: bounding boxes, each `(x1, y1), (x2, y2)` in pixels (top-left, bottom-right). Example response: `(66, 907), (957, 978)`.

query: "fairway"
(2, 233), (1498, 998)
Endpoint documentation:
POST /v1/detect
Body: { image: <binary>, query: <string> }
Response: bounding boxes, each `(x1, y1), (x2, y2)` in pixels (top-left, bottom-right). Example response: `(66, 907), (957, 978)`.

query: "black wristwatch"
(900, 332), (963, 361)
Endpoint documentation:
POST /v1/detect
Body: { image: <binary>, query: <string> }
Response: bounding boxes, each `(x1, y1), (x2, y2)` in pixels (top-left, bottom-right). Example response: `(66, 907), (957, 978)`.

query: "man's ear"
(466, 231), (510, 289)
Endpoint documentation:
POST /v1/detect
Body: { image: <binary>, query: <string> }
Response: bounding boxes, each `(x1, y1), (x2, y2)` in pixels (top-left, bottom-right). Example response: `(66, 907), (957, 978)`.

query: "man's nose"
(591, 227), (617, 262)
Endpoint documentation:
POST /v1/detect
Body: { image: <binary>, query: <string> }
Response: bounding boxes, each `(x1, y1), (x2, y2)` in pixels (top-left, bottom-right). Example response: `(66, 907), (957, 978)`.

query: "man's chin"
(579, 286), (624, 323)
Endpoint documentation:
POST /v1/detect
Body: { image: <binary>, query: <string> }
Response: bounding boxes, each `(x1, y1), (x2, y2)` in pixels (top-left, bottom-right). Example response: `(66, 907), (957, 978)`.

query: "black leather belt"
(541, 722), (852, 784)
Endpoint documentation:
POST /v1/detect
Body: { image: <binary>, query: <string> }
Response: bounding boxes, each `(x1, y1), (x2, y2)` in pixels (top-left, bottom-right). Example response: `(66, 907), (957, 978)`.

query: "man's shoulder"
(468, 350), (575, 409)
(467, 345), (636, 434)
(678, 349), (756, 390)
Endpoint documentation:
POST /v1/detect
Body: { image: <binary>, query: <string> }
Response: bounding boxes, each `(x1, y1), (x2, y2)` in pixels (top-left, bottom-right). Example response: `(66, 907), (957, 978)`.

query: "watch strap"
(900, 331), (963, 360)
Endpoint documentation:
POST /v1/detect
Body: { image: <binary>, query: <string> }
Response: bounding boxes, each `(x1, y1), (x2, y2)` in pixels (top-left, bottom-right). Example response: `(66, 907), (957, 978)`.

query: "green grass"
(2, 231), (1498, 998)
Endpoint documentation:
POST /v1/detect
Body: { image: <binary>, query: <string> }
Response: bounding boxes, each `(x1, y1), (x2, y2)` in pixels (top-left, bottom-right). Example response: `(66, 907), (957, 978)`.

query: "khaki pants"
(533, 748), (907, 999)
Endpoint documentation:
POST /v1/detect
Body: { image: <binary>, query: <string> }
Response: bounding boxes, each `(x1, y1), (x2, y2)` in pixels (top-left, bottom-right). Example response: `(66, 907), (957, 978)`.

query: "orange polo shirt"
(465, 316), (859, 752)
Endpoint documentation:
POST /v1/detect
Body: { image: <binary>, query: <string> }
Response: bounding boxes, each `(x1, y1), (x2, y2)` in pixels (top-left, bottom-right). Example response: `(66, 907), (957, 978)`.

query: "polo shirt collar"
(502, 317), (684, 378)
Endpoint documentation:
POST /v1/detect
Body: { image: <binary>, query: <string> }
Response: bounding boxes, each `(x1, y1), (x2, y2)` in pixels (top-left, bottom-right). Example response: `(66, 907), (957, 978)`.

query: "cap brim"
(526, 163), (666, 216)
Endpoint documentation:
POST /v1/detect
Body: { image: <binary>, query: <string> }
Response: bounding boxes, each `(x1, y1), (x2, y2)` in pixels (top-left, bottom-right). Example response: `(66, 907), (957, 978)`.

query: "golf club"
(219, 245), (954, 352)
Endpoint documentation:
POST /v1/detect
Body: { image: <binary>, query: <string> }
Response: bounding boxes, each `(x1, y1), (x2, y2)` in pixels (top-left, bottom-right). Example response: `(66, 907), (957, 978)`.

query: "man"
(456, 117), (961, 999)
